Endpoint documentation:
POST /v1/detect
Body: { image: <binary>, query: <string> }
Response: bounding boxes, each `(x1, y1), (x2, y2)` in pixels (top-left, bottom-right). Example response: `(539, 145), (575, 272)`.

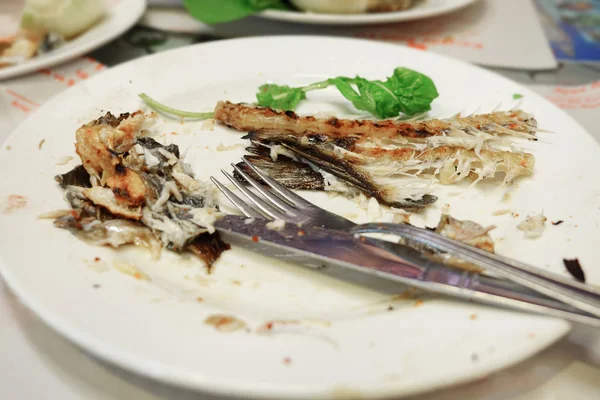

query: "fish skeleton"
(216, 101), (538, 210)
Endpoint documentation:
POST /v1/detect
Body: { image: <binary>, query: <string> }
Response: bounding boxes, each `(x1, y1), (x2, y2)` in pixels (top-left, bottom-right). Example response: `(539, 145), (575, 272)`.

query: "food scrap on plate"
(402, 214), (496, 273)
(49, 111), (230, 269)
(564, 258), (585, 283)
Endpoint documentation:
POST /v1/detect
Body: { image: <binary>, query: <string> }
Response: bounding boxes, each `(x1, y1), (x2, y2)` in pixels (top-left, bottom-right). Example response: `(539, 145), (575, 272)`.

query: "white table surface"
(2, 11), (600, 400)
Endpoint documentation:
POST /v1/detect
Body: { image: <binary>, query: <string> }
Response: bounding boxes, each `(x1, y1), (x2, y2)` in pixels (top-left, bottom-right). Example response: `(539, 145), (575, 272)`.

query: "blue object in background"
(535, 0), (600, 63)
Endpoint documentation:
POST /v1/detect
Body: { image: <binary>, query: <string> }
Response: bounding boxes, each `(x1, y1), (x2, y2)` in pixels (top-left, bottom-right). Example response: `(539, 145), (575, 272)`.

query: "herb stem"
(270, 79), (333, 101)
(302, 79), (332, 92)
(139, 93), (214, 119)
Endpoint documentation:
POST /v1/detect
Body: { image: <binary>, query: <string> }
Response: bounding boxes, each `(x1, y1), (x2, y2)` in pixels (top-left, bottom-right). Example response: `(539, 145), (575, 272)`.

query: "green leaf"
(329, 68), (439, 118)
(384, 67), (439, 116)
(248, 0), (290, 9)
(326, 77), (372, 116)
(183, 0), (254, 24)
(256, 84), (307, 110)
(513, 93), (524, 100)
(183, 0), (288, 24)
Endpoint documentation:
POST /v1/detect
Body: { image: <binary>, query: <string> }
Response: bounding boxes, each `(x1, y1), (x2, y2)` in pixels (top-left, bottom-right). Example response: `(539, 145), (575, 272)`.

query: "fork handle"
(352, 223), (600, 319)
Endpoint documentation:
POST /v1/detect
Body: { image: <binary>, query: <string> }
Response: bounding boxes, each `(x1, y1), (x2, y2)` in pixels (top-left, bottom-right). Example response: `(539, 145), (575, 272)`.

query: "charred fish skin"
(55, 165), (91, 189)
(89, 111), (140, 128)
(214, 101), (539, 141)
(187, 232), (231, 271)
(136, 137), (180, 158)
(234, 145), (326, 191)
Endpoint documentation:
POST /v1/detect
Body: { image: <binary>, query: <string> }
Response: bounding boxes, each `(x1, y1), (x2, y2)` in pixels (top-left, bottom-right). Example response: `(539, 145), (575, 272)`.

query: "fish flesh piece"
(428, 214), (496, 273)
(75, 110), (147, 209)
(434, 214), (495, 253)
(53, 111), (230, 268)
(402, 214), (496, 273)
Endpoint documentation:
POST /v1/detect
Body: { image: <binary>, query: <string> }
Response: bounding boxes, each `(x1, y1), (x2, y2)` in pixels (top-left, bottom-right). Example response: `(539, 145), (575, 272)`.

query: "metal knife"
(214, 215), (600, 326)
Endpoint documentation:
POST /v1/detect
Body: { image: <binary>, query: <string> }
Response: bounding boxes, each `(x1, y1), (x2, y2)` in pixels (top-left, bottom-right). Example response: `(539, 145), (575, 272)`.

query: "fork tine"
(231, 162), (296, 214)
(242, 156), (313, 207)
(210, 177), (265, 219)
(221, 170), (288, 220)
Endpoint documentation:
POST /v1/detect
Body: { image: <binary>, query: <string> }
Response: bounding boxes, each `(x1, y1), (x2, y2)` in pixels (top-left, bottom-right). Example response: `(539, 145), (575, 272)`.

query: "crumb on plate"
(55, 155), (73, 166)
(112, 260), (150, 281)
(492, 209), (510, 216)
(204, 314), (246, 332)
(517, 212), (547, 239)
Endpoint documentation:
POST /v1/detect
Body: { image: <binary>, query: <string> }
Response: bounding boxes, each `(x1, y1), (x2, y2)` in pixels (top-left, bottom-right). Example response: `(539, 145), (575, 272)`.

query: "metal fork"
(211, 158), (355, 230)
(211, 157), (600, 319)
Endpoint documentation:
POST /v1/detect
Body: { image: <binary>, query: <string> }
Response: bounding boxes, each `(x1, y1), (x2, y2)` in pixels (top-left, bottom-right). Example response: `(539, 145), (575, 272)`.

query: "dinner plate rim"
(0, 266), (573, 398)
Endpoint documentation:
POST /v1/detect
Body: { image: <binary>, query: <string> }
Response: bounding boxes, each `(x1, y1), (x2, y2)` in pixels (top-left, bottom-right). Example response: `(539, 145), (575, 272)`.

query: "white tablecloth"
(1, 14), (600, 400)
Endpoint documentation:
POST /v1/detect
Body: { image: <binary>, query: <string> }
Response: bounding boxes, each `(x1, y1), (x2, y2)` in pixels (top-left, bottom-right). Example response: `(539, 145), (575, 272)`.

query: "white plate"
(0, 0), (146, 81)
(2, 36), (599, 399)
(258, 0), (479, 25)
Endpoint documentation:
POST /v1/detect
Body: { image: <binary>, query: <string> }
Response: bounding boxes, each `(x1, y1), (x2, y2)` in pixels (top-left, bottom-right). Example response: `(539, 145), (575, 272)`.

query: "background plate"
(0, 0), (146, 81)
(258, 0), (479, 25)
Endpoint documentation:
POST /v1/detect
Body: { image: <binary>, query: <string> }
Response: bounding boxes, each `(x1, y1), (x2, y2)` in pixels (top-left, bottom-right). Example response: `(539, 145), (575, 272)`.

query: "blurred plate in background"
(258, 0), (480, 25)
(0, 0), (146, 81)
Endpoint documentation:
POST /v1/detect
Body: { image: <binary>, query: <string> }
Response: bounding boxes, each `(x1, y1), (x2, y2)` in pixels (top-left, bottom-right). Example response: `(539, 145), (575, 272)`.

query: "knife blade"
(214, 214), (600, 326)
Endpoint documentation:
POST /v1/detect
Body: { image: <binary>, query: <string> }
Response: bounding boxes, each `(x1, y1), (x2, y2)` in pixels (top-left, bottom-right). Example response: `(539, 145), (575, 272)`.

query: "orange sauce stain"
(3, 195), (27, 214)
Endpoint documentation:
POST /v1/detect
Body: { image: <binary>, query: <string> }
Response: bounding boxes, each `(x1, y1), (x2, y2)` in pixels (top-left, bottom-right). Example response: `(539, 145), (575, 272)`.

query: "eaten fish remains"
(216, 101), (540, 210)
(51, 111), (230, 269)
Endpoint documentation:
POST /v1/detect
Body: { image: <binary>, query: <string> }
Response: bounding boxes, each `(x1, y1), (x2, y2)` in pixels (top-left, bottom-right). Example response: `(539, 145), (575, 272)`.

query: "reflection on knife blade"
(215, 214), (600, 326)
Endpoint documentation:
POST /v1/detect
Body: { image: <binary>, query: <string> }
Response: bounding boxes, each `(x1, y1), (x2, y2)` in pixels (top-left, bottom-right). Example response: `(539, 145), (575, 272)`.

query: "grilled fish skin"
(214, 101), (538, 142)
(234, 145), (325, 190)
(75, 111), (147, 207)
